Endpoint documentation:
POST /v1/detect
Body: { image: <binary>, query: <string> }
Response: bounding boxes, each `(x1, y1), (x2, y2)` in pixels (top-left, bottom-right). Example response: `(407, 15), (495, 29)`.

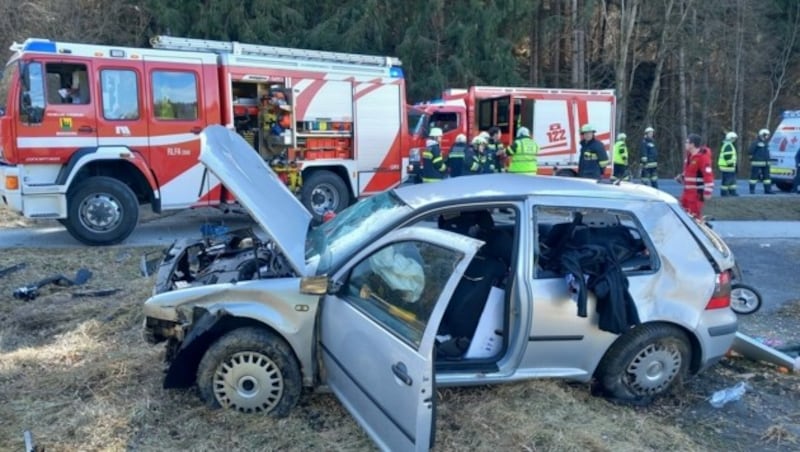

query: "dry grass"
(1, 248), (708, 451)
(704, 196), (800, 221)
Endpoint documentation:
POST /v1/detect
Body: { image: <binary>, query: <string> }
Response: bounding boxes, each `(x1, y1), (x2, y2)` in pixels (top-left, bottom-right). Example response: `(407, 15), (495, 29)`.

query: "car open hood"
(199, 125), (312, 276)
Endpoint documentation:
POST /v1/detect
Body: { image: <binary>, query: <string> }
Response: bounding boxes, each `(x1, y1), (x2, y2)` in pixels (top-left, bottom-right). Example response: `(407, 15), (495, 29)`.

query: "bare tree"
(766, 1), (800, 129)
(612, 0), (640, 132)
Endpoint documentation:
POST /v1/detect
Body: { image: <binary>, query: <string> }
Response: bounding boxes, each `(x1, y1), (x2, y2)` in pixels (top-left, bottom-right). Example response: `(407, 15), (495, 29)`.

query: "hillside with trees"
(2, 0), (799, 174)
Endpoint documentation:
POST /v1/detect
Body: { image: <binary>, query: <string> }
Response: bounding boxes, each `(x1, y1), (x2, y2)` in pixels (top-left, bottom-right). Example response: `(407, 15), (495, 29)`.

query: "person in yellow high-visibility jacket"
(612, 133), (629, 182)
(717, 131), (738, 196)
(506, 127), (539, 175)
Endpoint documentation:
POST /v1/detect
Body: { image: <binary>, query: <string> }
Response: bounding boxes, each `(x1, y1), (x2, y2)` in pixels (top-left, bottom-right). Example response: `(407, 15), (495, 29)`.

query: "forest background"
(2, 0), (799, 174)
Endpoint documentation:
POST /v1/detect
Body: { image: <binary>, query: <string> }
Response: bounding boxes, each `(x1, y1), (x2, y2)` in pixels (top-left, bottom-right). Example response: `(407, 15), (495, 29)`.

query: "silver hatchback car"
(143, 126), (738, 451)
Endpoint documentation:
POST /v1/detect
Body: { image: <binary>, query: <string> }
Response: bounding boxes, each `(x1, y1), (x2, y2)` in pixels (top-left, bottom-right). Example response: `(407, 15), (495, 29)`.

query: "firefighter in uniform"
(640, 126), (659, 188)
(487, 127), (505, 172)
(467, 136), (495, 174)
(577, 124), (609, 179)
(717, 131), (739, 196)
(748, 128), (773, 194)
(422, 127), (447, 182)
(506, 127), (539, 175)
(448, 134), (468, 177)
(612, 132), (629, 182)
(676, 134), (714, 219)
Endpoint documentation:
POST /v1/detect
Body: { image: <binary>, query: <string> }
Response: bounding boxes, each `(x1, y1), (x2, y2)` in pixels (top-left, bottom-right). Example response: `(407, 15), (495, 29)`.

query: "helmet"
(644, 126), (655, 134)
(517, 127), (530, 138)
(725, 131), (738, 141)
(471, 136), (486, 146)
(616, 133), (627, 141)
(455, 133), (467, 143)
(759, 128), (770, 137)
(479, 131), (491, 140)
(429, 127), (443, 138)
(580, 124), (595, 133)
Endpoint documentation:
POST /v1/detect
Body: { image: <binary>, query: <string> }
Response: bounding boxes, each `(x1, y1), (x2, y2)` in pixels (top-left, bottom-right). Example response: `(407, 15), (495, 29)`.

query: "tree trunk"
(766, 2), (800, 129)
(530, 1), (541, 85)
(554, 0), (562, 87)
(615, 0), (640, 133)
(644, 0), (676, 126)
(571, 0), (585, 88)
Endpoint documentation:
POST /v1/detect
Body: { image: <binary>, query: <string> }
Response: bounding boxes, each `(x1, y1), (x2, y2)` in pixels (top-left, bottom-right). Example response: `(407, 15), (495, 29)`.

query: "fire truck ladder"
(150, 35), (401, 68)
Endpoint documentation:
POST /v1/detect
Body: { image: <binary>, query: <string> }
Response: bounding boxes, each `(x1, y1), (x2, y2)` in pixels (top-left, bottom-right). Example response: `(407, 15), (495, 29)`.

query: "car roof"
(393, 174), (677, 209)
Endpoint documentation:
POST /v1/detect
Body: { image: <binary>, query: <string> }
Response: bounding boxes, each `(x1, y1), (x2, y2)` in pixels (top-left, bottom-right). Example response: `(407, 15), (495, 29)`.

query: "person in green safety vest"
(506, 127), (539, 175)
(578, 124), (609, 179)
(717, 131), (739, 196)
(612, 132), (629, 182)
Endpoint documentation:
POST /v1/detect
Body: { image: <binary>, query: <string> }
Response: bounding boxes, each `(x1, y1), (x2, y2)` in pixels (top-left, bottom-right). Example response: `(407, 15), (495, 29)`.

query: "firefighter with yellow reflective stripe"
(640, 126), (659, 188)
(612, 132), (629, 182)
(506, 127), (539, 175)
(748, 128), (773, 194)
(717, 131), (739, 196)
(422, 127), (447, 182)
(467, 135), (495, 174)
(577, 124), (609, 179)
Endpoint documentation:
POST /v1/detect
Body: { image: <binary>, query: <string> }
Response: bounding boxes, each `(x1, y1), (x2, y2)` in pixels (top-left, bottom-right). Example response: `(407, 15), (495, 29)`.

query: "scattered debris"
(12, 268), (92, 301)
(140, 250), (165, 278)
(115, 251), (132, 263)
(23, 429), (45, 452)
(731, 332), (800, 372)
(71, 288), (122, 298)
(0, 262), (27, 279)
(709, 381), (749, 408)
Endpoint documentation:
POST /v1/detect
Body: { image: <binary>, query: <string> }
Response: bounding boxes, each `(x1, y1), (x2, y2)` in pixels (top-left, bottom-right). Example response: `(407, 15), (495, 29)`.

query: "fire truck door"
(17, 60), (98, 163)
(476, 95), (512, 139)
(143, 58), (207, 210)
(96, 62), (148, 163)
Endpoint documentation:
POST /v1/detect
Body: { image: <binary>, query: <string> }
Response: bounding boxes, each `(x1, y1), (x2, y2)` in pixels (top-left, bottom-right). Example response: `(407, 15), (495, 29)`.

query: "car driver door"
(320, 226), (482, 451)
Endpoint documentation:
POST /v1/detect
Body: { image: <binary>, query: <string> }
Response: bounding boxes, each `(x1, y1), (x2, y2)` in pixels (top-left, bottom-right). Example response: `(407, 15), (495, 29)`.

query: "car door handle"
(78, 126), (94, 133)
(391, 362), (413, 386)
(190, 126), (202, 134)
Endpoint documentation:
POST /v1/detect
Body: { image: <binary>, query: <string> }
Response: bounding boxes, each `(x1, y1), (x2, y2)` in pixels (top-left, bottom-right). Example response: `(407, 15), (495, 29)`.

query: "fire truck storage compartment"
(231, 80), (294, 158)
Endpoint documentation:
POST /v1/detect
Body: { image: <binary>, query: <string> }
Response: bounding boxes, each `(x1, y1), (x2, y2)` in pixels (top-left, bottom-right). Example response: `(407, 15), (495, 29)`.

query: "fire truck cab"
(407, 86), (616, 177)
(0, 36), (409, 245)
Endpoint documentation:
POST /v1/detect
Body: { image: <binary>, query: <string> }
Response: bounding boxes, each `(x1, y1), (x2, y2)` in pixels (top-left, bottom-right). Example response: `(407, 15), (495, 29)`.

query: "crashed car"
(143, 125), (738, 451)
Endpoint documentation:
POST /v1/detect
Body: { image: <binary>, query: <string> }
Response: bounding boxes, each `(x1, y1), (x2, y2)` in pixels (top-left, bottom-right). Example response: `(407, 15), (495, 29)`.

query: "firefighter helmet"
(644, 126), (655, 134)
(429, 127), (443, 138)
(617, 133), (627, 141)
(472, 136), (486, 146)
(725, 131), (738, 141)
(455, 133), (467, 143)
(758, 128), (770, 137)
(517, 127), (530, 137)
(580, 124), (595, 133)
(479, 131), (491, 140)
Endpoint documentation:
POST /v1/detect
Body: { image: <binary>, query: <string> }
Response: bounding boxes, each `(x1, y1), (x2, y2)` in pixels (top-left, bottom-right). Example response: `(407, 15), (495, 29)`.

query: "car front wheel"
(595, 323), (691, 404)
(197, 327), (302, 417)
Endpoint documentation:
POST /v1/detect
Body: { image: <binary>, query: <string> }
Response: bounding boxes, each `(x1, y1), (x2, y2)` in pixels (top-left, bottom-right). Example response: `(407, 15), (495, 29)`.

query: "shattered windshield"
(0, 63), (15, 116)
(306, 190), (413, 275)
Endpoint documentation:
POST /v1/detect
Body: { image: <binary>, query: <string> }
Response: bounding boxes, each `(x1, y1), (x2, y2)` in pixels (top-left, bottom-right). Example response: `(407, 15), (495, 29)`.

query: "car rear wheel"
(775, 181), (793, 193)
(197, 327), (301, 417)
(595, 323), (691, 404)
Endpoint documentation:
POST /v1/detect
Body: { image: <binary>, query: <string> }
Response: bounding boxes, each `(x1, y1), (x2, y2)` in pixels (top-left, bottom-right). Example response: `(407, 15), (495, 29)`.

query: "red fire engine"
(408, 86), (616, 176)
(0, 36), (410, 245)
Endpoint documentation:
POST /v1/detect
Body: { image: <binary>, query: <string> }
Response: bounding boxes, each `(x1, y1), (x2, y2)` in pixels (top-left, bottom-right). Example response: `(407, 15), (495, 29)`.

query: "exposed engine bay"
(153, 228), (296, 294)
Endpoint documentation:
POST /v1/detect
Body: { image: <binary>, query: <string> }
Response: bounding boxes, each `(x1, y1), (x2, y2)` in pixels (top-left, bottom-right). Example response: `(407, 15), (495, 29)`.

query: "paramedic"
(676, 134), (714, 218)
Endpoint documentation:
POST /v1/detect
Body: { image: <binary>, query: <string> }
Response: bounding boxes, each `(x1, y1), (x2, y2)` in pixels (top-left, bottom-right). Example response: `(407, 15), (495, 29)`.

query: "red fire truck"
(408, 86), (616, 176)
(0, 36), (410, 245)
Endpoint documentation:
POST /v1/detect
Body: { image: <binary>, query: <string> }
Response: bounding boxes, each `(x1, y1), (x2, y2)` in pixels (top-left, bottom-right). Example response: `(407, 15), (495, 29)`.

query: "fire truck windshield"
(0, 63), (14, 116)
(407, 108), (427, 137)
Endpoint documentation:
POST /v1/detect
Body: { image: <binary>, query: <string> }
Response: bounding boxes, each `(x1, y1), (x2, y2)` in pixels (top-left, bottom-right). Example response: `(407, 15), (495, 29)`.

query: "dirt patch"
(1, 248), (799, 451)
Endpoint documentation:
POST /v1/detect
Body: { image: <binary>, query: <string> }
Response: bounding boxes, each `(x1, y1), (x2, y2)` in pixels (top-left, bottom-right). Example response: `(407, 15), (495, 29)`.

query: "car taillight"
(705, 271), (732, 310)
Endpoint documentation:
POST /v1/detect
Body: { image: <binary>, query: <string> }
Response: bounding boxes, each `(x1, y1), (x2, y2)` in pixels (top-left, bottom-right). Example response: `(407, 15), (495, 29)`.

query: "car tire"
(64, 176), (139, 246)
(197, 327), (302, 417)
(301, 170), (351, 219)
(595, 323), (691, 404)
(730, 283), (763, 315)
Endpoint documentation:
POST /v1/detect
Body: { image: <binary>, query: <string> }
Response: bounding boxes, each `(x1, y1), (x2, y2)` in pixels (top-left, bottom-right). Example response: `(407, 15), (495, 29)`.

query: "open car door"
(320, 227), (483, 451)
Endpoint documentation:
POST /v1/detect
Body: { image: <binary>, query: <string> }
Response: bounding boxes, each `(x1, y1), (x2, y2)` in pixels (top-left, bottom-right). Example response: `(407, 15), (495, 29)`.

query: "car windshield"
(0, 63), (15, 116)
(306, 190), (413, 275)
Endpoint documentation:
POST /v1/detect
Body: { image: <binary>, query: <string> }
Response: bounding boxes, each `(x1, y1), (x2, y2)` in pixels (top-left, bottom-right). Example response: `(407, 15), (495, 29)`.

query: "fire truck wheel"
(301, 171), (350, 218)
(65, 176), (139, 246)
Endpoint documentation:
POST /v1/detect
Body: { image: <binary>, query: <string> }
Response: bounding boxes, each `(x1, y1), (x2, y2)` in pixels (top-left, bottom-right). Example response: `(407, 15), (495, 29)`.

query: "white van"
(769, 110), (800, 192)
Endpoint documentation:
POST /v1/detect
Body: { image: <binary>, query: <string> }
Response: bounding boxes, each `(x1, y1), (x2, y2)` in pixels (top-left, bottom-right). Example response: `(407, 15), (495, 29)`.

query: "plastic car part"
(12, 268), (93, 301)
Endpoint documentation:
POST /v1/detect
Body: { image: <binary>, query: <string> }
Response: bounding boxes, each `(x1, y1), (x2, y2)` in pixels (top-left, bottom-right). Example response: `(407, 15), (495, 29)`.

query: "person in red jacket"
(675, 134), (714, 219)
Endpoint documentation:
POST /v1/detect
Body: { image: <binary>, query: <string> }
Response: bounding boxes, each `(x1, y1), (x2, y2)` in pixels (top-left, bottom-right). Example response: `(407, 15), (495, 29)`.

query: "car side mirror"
(299, 275), (330, 295)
